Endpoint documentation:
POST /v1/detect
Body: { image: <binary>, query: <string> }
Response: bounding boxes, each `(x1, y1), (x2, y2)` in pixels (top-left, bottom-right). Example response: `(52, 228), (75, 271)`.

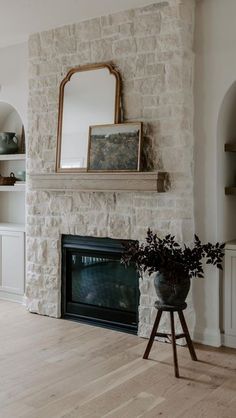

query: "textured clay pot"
(154, 271), (190, 306)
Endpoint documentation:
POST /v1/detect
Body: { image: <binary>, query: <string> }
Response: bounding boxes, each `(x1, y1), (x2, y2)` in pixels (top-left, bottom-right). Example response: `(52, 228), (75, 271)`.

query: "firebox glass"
(71, 253), (137, 312)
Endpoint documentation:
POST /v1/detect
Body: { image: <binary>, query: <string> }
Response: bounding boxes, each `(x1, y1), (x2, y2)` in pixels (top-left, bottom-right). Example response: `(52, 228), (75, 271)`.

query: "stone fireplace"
(26, 0), (195, 338)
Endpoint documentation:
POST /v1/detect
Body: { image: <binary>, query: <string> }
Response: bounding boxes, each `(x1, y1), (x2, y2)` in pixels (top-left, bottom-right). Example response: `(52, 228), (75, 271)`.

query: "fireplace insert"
(61, 235), (139, 333)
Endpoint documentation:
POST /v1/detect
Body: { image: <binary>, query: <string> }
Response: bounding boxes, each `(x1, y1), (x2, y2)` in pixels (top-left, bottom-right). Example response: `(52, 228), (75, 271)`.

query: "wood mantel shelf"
(28, 172), (169, 193)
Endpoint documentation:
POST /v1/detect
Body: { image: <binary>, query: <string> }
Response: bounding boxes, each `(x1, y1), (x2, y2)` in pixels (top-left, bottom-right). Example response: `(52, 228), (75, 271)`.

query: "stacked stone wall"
(27, 0), (195, 336)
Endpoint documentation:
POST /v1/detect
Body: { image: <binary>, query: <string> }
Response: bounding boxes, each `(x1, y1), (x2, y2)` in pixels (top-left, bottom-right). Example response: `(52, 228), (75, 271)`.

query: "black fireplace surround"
(61, 235), (139, 333)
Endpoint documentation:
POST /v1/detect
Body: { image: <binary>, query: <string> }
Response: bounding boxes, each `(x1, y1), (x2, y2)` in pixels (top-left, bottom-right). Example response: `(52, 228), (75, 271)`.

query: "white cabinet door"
(224, 248), (236, 347)
(0, 230), (25, 295)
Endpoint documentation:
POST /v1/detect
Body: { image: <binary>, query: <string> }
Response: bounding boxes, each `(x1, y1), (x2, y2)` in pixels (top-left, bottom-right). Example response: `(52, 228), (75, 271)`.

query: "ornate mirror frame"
(56, 62), (122, 172)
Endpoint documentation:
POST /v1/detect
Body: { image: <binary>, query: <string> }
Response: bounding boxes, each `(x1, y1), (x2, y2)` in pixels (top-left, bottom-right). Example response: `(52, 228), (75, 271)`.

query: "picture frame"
(87, 122), (142, 172)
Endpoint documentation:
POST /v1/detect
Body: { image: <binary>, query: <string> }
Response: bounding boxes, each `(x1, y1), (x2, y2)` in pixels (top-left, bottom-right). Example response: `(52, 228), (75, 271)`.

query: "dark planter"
(154, 271), (190, 306)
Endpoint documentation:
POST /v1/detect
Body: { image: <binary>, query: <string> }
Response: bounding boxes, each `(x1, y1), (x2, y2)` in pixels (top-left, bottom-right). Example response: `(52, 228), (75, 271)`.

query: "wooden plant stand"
(143, 302), (197, 378)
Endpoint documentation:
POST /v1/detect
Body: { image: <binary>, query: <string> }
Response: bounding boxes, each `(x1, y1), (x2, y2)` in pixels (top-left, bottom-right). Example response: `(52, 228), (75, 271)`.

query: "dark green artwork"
(88, 124), (141, 171)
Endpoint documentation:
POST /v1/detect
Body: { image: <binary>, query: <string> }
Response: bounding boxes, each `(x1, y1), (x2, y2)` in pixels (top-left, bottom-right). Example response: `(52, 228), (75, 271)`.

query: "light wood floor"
(0, 301), (235, 418)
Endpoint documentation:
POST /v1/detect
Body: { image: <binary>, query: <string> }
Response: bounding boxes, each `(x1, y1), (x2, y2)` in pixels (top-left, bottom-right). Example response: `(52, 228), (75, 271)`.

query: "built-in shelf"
(225, 187), (236, 195)
(29, 172), (169, 193)
(225, 240), (236, 250)
(0, 222), (25, 232)
(224, 144), (236, 193)
(0, 154), (26, 161)
(0, 103), (26, 303)
(0, 184), (25, 192)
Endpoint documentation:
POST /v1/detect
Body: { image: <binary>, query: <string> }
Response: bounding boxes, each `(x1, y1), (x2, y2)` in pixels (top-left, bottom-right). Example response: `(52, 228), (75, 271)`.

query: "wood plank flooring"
(0, 300), (235, 418)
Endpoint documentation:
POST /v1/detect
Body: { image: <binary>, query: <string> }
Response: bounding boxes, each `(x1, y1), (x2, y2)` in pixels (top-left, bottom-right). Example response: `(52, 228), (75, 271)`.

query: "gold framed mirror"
(56, 62), (121, 172)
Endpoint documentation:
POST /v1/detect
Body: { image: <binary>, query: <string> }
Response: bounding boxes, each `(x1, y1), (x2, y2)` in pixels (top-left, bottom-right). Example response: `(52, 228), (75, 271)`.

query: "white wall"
(194, 0), (236, 346)
(0, 43), (28, 127)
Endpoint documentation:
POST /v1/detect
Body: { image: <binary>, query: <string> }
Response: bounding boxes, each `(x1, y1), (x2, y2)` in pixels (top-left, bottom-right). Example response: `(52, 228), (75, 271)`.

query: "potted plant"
(121, 228), (225, 306)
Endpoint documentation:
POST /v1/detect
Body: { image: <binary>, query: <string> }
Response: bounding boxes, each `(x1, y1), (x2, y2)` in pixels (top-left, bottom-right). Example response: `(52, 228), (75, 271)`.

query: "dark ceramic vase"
(0, 132), (18, 154)
(153, 271), (190, 306)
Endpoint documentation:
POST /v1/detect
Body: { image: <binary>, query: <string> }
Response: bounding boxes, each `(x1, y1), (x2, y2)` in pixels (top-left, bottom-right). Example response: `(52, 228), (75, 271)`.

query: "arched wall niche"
(0, 101), (24, 150)
(0, 101), (25, 224)
(217, 81), (236, 242)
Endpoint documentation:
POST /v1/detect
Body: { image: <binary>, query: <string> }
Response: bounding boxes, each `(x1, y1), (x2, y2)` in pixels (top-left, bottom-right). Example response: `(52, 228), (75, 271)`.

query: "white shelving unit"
(0, 157), (26, 303)
(0, 227), (25, 303)
(0, 155), (26, 192)
(223, 241), (236, 348)
(0, 153), (26, 216)
(0, 103), (26, 303)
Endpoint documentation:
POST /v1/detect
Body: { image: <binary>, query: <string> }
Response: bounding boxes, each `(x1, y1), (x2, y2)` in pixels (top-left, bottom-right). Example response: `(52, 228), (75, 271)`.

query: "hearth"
(61, 235), (139, 333)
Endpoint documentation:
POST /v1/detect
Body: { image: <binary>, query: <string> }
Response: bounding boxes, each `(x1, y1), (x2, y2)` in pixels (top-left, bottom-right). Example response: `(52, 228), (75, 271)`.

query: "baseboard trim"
(221, 333), (236, 348)
(0, 291), (25, 304)
(192, 327), (221, 347)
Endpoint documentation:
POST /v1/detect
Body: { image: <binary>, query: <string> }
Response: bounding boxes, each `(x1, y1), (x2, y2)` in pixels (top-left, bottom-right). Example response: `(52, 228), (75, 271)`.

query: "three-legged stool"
(143, 302), (197, 378)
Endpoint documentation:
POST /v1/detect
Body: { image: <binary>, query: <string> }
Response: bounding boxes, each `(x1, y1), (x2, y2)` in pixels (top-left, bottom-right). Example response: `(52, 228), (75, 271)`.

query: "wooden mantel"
(28, 172), (169, 193)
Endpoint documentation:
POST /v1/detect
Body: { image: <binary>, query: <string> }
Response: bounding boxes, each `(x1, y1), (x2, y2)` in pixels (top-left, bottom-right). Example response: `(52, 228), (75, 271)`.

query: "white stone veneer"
(27, 0), (196, 337)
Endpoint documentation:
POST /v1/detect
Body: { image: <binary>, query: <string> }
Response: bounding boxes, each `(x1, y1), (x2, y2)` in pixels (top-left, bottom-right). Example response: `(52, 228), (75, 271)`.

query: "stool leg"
(143, 310), (162, 360)
(170, 311), (179, 378)
(178, 310), (197, 361)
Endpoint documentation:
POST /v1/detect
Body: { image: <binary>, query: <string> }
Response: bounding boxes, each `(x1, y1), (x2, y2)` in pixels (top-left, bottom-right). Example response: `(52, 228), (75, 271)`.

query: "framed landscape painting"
(87, 122), (142, 172)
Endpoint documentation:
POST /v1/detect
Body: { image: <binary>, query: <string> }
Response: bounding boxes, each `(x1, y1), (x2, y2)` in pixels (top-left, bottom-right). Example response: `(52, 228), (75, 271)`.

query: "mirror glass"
(56, 64), (121, 172)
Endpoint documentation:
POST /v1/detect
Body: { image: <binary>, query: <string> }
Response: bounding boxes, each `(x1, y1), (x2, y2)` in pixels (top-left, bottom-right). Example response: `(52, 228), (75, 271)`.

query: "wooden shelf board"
(225, 240), (236, 250)
(225, 144), (236, 152)
(225, 187), (236, 195)
(0, 184), (25, 192)
(28, 172), (169, 193)
(0, 154), (26, 161)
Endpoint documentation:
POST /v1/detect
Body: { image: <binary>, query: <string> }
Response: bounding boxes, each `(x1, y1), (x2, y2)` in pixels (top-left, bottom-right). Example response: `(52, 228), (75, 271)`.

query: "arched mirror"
(56, 63), (121, 172)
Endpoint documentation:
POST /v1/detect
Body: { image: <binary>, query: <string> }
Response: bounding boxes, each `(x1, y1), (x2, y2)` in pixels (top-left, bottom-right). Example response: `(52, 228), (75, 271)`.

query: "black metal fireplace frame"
(61, 235), (139, 334)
